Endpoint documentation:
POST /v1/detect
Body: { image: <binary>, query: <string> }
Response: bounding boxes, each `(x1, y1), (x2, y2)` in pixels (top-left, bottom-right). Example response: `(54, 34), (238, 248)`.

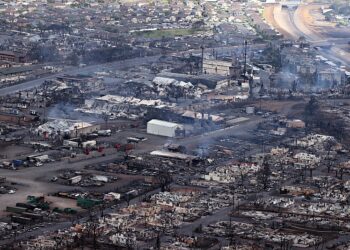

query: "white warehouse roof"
(147, 119), (182, 128)
(147, 119), (184, 137)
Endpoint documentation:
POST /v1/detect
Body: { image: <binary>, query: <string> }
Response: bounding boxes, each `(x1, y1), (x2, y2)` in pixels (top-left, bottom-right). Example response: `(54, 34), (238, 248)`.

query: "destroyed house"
(0, 65), (37, 77)
(158, 72), (226, 89)
(0, 112), (36, 125)
(0, 51), (25, 63)
(56, 76), (103, 92)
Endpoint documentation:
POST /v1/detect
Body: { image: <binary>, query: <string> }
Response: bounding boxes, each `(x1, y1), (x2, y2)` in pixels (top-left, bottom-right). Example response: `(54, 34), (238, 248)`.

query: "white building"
(147, 119), (184, 138)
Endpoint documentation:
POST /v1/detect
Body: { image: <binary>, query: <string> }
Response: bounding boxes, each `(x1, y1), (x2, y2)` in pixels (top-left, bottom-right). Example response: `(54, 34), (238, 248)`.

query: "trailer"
(127, 137), (146, 143)
(21, 212), (43, 220)
(6, 206), (27, 214)
(97, 130), (111, 136)
(16, 203), (37, 210)
(27, 195), (45, 204)
(56, 192), (71, 199)
(82, 140), (96, 148)
(36, 202), (50, 210)
(63, 208), (77, 214)
(26, 196), (49, 210)
(165, 143), (187, 153)
(11, 216), (31, 224)
(12, 160), (23, 167)
(69, 175), (82, 185)
(53, 207), (63, 213)
(77, 197), (102, 209)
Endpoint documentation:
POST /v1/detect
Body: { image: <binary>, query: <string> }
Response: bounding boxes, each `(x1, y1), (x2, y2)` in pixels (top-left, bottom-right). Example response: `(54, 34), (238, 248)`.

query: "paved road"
(274, 5), (301, 40)
(292, 5), (321, 42)
(265, 3), (350, 66)
(293, 4), (350, 66)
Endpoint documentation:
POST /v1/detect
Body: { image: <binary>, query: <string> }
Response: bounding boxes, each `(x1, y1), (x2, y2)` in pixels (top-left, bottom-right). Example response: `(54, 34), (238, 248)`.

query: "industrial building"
(36, 120), (100, 138)
(0, 51), (26, 63)
(202, 59), (233, 76)
(147, 119), (184, 138)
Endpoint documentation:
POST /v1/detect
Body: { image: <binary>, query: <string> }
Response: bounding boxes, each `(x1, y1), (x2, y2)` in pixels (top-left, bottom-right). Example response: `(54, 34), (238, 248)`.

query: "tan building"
(203, 59), (232, 76)
(0, 51), (25, 63)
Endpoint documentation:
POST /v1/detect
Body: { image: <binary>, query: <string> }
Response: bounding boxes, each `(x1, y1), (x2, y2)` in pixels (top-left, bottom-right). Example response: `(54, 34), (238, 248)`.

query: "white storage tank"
(147, 119), (184, 138)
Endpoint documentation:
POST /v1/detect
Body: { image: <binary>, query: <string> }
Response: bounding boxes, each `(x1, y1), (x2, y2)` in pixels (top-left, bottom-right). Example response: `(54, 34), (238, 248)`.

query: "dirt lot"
(45, 196), (83, 211)
(0, 144), (34, 160)
(253, 100), (306, 116)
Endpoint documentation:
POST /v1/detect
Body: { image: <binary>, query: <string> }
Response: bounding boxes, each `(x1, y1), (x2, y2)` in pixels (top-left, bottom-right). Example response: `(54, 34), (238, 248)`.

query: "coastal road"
(264, 3), (350, 66)
(293, 4), (350, 66)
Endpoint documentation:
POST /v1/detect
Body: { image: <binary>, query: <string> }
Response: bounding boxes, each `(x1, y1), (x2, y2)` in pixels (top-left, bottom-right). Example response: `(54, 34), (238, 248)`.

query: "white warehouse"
(147, 119), (184, 138)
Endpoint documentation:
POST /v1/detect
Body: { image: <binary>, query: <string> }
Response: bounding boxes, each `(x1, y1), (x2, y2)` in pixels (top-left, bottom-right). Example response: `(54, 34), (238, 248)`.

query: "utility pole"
(231, 184), (235, 214)
(200, 45), (204, 74)
(243, 40), (248, 76)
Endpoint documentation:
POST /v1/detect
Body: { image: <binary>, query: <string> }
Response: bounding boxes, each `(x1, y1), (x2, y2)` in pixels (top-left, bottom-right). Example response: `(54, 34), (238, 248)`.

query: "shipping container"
(37, 202), (50, 210)
(63, 208), (77, 214)
(77, 197), (102, 209)
(6, 206), (27, 214)
(12, 160), (23, 167)
(11, 216), (31, 224)
(53, 207), (63, 213)
(82, 140), (96, 148)
(16, 203), (36, 210)
(27, 195), (45, 204)
(21, 212), (43, 220)
(97, 130), (111, 136)
(69, 175), (82, 185)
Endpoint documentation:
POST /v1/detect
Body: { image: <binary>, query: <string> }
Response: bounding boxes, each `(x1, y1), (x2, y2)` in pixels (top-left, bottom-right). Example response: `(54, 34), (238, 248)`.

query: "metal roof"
(147, 119), (181, 128)
(150, 150), (198, 160)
